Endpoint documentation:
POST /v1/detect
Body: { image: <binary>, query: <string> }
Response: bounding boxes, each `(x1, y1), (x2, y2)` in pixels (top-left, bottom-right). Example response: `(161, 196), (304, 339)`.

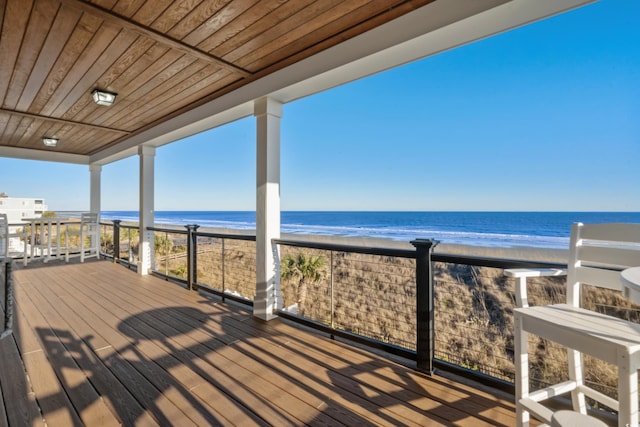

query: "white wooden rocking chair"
(65, 212), (100, 262)
(506, 222), (640, 427)
(0, 213), (28, 266)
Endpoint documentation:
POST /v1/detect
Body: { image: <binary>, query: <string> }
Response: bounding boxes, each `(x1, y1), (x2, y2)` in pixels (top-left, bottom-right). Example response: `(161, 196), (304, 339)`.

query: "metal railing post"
(185, 224), (200, 291)
(221, 238), (226, 301)
(1, 261), (14, 340)
(127, 228), (133, 268)
(411, 238), (438, 375)
(164, 231), (169, 276)
(112, 220), (121, 263)
(330, 250), (334, 330)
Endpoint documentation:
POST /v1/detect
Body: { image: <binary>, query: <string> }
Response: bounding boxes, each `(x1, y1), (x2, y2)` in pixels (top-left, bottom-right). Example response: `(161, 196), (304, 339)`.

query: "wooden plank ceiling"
(0, 0), (434, 157)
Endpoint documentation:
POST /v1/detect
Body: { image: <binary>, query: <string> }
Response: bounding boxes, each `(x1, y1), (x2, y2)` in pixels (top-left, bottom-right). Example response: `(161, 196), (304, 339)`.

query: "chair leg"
(618, 352), (638, 427)
(30, 227), (35, 259)
(514, 314), (530, 427)
(65, 233), (70, 263)
(567, 348), (586, 414)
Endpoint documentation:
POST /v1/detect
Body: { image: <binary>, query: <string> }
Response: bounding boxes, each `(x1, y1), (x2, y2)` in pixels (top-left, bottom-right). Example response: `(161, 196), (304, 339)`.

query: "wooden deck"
(1, 260), (517, 426)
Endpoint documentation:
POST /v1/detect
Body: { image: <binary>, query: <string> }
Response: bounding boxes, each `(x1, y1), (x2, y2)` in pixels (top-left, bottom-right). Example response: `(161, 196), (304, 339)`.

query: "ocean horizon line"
(88, 211), (640, 249)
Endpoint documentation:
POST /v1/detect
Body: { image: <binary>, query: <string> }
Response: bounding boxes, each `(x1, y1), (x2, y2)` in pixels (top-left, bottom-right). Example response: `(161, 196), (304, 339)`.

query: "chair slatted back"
(567, 222), (640, 305)
(81, 212), (98, 224)
(81, 213), (100, 250)
(81, 213), (99, 235)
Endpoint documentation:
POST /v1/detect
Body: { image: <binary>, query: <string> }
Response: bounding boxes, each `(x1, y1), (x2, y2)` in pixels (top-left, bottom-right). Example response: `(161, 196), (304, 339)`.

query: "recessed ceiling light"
(92, 89), (117, 106)
(42, 137), (58, 147)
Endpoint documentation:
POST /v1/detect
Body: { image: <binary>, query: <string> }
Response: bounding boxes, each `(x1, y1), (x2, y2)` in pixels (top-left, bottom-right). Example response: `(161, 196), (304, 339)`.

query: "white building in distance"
(0, 194), (48, 223)
(0, 194), (48, 253)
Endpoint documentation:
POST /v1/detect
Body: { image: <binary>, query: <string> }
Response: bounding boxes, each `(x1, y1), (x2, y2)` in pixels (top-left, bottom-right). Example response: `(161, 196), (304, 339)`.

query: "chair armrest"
(504, 268), (566, 308)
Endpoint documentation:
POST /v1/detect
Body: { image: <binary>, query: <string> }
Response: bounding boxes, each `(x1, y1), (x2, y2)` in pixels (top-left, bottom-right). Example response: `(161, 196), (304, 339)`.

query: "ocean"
(98, 211), (640, 249)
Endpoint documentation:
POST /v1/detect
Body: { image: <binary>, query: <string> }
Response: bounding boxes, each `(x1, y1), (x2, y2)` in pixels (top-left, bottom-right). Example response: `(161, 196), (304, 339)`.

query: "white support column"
(89, 164), (101, 219)
(138, 145), (155, 276)
(254, 97), (282, 321)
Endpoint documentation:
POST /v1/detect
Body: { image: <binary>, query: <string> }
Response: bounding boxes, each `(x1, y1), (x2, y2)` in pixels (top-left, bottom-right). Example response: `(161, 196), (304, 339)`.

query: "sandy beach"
(175, 223), (569, 264)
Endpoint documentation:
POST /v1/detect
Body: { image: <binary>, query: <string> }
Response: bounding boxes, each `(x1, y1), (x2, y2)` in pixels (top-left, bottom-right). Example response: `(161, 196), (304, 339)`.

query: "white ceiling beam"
(90, 102), (254, 165)
(0, 146), (89, 164)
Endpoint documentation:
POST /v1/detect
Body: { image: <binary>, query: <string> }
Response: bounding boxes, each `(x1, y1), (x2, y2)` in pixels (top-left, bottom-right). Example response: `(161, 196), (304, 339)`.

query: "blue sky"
(1, 0), (638, 212)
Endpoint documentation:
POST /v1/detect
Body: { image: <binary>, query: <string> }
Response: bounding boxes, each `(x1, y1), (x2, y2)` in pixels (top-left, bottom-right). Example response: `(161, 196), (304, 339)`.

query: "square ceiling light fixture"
(92, 89), (117, 106)
(42, 137), (58, 147)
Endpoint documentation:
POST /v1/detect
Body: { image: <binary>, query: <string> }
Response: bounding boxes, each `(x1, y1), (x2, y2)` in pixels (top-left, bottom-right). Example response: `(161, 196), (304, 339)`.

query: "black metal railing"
(147, 226), (257, 306)
(274, 237), (564, 392)
(100, 220), (140, 269)
(147, 226), (189, 282)
(274, 238), (418, 359)
(98, 219), (574, 393)
(1, 260), (14, 340)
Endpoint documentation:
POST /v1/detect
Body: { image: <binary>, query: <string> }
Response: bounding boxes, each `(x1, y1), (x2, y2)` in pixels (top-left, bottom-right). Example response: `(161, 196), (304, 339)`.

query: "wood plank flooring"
(0, 260), (517, 426)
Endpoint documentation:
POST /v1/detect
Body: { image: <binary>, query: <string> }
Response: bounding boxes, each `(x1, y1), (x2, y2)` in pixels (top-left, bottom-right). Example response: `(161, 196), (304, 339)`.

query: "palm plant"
(281, 253), (326, 313)
(154, 233), (174, 255)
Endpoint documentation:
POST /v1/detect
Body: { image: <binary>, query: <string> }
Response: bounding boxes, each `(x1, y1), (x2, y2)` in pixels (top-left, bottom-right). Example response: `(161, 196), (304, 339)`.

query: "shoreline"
(99, 211), (640, 262)
(277, 232), (568, 263)
(144, 222), (568, 264)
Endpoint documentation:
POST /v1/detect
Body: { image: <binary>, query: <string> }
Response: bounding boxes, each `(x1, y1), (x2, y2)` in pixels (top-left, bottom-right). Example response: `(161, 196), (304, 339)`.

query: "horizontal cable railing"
(100, 220), (139, 269)
(101, 220), (610, 394)
(147, 226), (256, 306)
(275, 238), (565, 392)
(275, 239), (418, 359)
(147, 226), (189, 282)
